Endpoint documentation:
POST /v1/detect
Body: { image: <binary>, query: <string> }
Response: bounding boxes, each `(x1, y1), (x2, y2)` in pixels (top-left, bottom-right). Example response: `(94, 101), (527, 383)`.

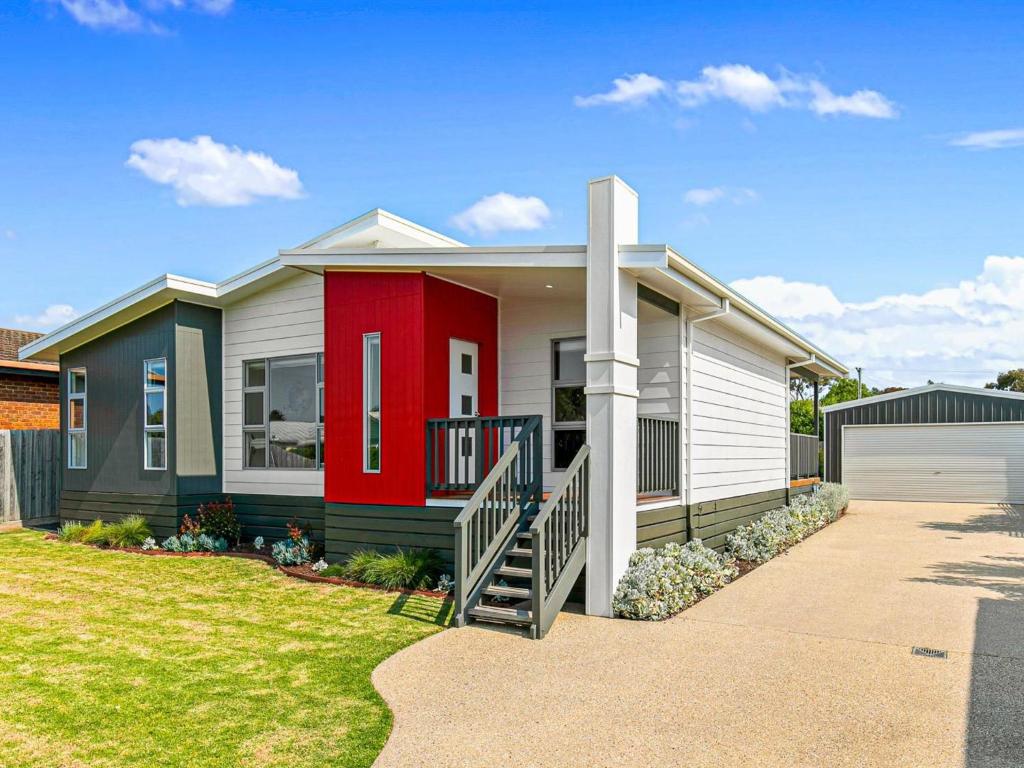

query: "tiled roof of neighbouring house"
(0, 328), (46, 362)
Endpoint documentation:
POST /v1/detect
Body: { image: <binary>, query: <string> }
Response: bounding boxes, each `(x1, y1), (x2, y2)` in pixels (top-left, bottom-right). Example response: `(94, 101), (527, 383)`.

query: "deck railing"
(790, 432), (820, 479)
(452, 416), (543, 626)
(426, 415), (535, 496)
(637, 416), (679, 497)
(530, 443), (589, 640)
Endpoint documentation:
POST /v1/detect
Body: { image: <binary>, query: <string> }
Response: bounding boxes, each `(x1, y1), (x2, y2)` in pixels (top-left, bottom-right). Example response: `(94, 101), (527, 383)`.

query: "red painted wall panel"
(324, 272), (498, 507)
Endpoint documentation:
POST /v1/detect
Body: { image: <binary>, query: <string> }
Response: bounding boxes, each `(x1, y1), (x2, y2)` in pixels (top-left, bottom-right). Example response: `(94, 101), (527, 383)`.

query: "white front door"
(449, 339), (479, 484)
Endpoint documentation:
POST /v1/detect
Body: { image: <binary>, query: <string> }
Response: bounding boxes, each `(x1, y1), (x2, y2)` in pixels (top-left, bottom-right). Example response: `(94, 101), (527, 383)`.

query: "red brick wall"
(0, 373), (59, 430)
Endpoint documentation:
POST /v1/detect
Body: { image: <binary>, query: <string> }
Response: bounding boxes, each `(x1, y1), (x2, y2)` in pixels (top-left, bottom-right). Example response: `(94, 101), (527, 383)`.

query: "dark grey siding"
(325, 503), (458, 566)
(58, 491), (212, 540)
(173, 303), (222, 496)
(59, 301), (222, 499)
(824, 389), (1024, 483)
(228, 494), (325, 544)
(61, 304), (177, 496)
(636, 504), (687, 548)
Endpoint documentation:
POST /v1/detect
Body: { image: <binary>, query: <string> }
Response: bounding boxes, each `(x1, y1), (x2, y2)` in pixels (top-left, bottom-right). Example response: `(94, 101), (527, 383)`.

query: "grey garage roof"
(823, 383), (1024, 483)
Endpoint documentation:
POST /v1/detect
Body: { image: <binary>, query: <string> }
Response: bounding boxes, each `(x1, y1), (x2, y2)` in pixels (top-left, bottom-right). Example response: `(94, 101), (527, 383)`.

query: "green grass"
(0, 530), (452, 768)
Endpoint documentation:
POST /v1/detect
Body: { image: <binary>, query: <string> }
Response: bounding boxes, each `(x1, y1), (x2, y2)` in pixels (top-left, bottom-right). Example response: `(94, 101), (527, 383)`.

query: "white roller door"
(842, 423), (1024, 503)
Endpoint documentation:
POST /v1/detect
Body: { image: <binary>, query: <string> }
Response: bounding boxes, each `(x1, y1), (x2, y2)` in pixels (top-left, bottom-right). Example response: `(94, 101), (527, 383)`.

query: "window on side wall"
(552, 337), (586, 470)
(144, 358), (167, 470)
(364, 333), (381, 472)
(242, 353), (324, 470)
(67, 368), (87, 469)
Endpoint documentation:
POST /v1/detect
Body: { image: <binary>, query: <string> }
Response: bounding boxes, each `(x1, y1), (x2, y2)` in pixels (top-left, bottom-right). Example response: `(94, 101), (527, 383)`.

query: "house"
(0, 328), (59, 430)
(20, 176), (846, 637)
(824, 383), (1024, 503)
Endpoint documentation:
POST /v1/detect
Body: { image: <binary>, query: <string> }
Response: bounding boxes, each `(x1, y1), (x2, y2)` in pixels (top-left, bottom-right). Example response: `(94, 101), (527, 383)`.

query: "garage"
(824, 383), (1024, 503)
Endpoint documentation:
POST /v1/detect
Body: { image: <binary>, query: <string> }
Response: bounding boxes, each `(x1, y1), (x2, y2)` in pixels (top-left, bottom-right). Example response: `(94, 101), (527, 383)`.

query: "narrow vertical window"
(363, 333), (381, 472)
(552, 338), (586, 470)
(316, 352), (325, 469)
(144, 358), (167, 470)
(243, 360), (267, 468)
(67, 368), (87, 469)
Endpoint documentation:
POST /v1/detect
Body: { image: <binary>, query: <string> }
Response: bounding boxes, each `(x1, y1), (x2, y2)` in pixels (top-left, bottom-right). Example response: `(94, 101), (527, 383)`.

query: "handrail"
(426, 415), (535, 495)
(529, 443), (589, 639)
(637, 415), (679, 497)
(453, 415), (542, 626)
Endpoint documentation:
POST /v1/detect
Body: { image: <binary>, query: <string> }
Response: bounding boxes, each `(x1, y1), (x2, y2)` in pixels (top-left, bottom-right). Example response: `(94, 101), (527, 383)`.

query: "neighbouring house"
(824, 383), (1024, 503)
(0, 328), (59, 430)
(20, 176), (846, 637)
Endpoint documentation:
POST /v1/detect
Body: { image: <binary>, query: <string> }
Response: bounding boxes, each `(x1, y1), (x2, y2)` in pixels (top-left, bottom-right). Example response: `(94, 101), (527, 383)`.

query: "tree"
(821, 377), (873, 407)
(789, 398), (816, 436)
(985, 369), (1024, 393)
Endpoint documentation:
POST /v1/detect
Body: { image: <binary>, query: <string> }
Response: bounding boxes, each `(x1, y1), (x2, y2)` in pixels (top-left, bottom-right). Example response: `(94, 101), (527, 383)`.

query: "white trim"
(425, 498), (467, 508)
(294, 208), (465, 250)
(843, 420), (1024, 430)
(583, 351), (640, 367)
(635, 497), (682, 512)
(363, 332), (381, 473)
(822, 382), (1024, 413)
(281, 246), (587, 269)
(583, 385), (639, 397)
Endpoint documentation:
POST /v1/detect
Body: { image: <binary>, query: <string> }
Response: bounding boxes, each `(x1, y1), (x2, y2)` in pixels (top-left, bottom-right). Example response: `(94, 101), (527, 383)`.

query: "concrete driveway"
(373, 501), (1024, 768)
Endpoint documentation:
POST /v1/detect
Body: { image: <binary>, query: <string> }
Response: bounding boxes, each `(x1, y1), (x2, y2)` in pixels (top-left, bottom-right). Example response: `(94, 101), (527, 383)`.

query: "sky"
(2, 1), (1024, 388)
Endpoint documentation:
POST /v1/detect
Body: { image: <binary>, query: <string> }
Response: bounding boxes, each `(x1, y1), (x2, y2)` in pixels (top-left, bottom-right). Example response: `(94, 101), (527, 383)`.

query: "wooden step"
(484, 583), (532, 600)
(495, 564), (531, 579)
(468, 604), (533, 625)
(507, 547), (532, 558)
(516, 532), (532, 543)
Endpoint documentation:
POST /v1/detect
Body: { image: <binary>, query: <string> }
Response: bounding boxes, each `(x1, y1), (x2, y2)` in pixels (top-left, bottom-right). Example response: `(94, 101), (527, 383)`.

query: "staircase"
(453, 424), (589, 640)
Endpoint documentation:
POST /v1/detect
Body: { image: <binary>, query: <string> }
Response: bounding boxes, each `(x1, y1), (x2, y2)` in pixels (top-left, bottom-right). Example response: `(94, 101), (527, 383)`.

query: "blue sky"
(2, 1), (1024, 387)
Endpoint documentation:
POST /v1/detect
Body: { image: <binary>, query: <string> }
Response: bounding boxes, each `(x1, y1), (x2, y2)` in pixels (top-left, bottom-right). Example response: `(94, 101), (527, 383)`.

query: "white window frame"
(363, 332), (381, 473)
(242, 353), (324, 471)
(67, 367), (87, 470)
(551, 337), (587, 471)
(143, 357), (168, 471)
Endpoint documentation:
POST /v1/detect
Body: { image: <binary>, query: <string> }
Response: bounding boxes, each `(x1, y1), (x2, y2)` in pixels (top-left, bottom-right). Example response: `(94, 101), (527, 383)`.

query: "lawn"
(0, 530), (451, 768)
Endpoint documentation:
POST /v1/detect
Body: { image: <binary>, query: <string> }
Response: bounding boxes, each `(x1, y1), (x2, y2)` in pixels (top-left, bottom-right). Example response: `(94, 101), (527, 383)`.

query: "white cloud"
(807, 81), (898, 119)
(684, 187), (725, 206)
(731, 256), (1024, 387)
(3, 229), (14, 241)
(684, 186), (758, 207)
(950, 128), (1024, 150)
(50, 0), (230, 32)
(677, 64), (793, 111)
(15, 304), (80, 330)
(578, 64), (897, 120)
(574, 73), (668, 108)
(54, 0), (146, 31)
(126, 135), (304, 207)
(451, 193), (551, 236)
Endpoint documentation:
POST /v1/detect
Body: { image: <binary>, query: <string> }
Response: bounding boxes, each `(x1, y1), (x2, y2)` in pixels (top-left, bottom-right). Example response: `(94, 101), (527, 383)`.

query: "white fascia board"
(663, 245), (848, 376)
(618, 244), (668, 269)
(821, 382), (1024, 413)
(294, 208), (465, 250)
(279, 245), (588, 269)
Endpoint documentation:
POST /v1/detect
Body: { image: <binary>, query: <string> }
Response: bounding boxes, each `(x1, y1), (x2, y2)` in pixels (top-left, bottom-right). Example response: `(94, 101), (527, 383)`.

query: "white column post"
(584, 175), (639, 617)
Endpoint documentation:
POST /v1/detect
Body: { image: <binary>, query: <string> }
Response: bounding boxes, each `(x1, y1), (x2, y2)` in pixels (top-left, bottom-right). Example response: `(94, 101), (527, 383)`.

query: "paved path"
(373, 501), (1024, 767)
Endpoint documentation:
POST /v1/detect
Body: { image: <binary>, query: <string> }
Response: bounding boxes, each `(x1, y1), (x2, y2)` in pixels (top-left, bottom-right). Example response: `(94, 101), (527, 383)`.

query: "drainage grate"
(912, 646), (948, 659)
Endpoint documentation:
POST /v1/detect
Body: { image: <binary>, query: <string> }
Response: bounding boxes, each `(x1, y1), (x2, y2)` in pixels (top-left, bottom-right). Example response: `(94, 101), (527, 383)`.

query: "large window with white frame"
(243, 353), (324, 470)
(144, 358), (167, 470)
(363, 333), (381, 472)
(551, 337), (586, 470)
(67, 368), (87, 469)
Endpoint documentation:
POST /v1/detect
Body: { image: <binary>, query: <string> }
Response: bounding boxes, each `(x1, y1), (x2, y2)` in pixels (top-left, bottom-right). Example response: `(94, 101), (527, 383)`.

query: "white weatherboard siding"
(843, 423), (1024, 503)
(689, 319), (787, 504)
(222, 270), (324, 496)
(637, 299), (680, 420)
(499, 295), (586, 493)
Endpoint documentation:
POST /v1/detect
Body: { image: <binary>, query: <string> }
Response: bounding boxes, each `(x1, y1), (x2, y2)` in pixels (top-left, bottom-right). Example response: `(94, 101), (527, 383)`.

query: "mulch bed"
(42, 534), (450, 599)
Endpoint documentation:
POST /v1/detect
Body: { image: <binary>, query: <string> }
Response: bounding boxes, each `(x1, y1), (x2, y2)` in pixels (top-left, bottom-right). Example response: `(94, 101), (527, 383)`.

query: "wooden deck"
(790, 477), (821, 489)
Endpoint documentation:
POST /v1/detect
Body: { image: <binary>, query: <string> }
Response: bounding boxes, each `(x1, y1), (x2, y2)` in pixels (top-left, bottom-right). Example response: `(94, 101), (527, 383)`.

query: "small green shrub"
(57, 521), (87, 543)
(363, 548), (444, 590)
(161, 533), (227, 553)
(104, 515), (153, 548)
(196, 498), (241, 544)
(271, 536), (311, 566)
(341, 549), (383, 582)
(612, 547), (695, 621)
(319, 564), (346, 578)
(338, 548), (444, 590)
(80, 520), (109, 546)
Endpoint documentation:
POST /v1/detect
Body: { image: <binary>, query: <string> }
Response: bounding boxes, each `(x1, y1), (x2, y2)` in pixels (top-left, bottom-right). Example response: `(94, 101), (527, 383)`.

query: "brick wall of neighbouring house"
(0, 373), (60, 429)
